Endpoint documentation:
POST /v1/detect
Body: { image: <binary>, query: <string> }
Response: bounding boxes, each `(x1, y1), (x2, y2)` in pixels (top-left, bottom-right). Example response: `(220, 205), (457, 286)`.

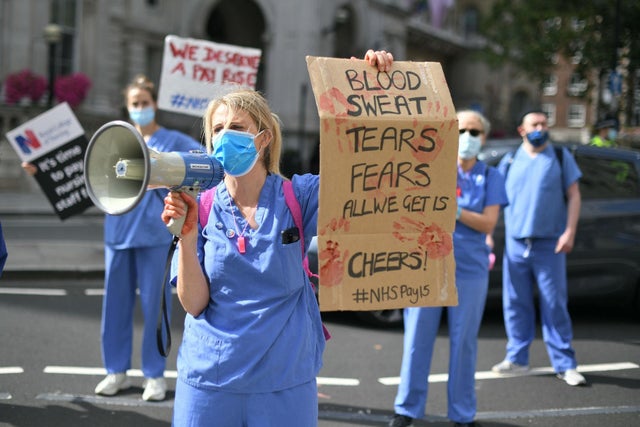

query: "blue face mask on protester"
(526, 129), (549, 147)
(212, 129), (264, 177)
(128, 106), (155, 127)
(458, 131), (482, 160)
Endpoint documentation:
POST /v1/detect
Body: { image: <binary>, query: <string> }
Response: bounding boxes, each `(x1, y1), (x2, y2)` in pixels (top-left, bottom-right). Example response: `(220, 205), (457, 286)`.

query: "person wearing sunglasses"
(389, 110), (507, 427)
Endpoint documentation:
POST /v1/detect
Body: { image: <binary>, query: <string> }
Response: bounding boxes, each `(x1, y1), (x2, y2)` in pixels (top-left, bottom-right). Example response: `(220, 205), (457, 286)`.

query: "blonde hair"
(204, 89), (282, 175)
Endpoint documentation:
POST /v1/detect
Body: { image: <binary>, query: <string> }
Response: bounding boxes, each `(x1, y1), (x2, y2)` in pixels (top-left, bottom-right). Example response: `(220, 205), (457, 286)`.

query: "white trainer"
(95, 373), (131, 396)
(142, 377), (167, 401)
(557, 368), (587, 386)
(491, 359), (530, 374)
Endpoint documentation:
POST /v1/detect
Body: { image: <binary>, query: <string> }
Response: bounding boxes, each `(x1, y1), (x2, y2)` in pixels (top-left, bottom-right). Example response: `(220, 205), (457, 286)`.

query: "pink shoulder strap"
(283, 180), (329, 339)
(283, 180), (319, 280)
(198, 188), (215, 229)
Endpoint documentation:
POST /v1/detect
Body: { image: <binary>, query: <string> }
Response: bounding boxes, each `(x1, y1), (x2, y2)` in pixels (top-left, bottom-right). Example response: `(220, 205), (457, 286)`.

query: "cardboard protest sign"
(5, 102), (93, 220)
(306, 56), (459, 312)
(157, 35), (262, 117)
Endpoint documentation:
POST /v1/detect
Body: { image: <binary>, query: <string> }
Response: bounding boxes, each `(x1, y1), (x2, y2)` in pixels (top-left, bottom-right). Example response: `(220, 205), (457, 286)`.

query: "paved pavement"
(0, 190), (105, 279)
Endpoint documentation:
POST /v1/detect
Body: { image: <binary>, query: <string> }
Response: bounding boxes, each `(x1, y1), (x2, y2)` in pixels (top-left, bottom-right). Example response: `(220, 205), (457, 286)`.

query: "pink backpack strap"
(283, 181), (318, 279)
(198, 188), (216, 229)
(283, 180), (330, 340)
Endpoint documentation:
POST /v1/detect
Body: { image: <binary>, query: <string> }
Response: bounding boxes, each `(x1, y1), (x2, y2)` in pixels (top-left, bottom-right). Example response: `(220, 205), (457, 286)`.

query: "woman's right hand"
(161, 191), (199, 238)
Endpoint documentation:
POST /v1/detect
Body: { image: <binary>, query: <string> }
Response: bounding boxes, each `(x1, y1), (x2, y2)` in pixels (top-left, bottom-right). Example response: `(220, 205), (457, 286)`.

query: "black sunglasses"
(459, 128), (483, 137)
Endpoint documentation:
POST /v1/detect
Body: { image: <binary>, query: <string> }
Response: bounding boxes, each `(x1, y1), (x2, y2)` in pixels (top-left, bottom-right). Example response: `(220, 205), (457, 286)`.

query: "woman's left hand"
(361, 49), (394, 72)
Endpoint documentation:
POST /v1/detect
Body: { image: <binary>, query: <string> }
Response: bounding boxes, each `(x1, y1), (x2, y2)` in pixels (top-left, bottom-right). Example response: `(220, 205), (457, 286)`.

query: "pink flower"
(3, 70), (48, 104)
(54, 72), (92, 108)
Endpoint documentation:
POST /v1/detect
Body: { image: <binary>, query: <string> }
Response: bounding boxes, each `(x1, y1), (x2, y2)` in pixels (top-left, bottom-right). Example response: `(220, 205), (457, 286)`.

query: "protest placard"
(5, 102), (93, 220)
(157, 35), (262, 117)
(306, 57), (459, 312)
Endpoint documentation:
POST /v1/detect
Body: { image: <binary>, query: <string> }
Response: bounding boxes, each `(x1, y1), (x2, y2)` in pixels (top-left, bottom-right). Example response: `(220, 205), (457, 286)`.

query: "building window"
(567, 72), (588, 96)
(461, 7), (479, 38)
(571, 51), (583, 65)
(542, 103), (556, 127)
(567, 104), (586, 128)
(50, 0), (77, 75)
(542, 75), (558, 96)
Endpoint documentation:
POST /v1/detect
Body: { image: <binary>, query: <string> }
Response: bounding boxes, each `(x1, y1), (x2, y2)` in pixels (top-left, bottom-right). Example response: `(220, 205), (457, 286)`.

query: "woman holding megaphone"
(160, 50), (393, 426)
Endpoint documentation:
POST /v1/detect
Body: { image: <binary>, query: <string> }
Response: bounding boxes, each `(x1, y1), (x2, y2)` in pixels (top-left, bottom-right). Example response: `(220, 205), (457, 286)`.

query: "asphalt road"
(0, 276), (638, 427)
(1, 204), (639, 426)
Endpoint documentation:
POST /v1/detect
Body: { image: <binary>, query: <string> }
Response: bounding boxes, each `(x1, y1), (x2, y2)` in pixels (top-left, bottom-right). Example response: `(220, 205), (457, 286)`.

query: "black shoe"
(454, 422), (481, 427)
(389, 414), (413, 427)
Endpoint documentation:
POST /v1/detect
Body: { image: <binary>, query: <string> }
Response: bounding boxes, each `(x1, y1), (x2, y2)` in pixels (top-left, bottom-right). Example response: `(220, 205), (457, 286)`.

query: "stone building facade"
(2, 0), (560, 192)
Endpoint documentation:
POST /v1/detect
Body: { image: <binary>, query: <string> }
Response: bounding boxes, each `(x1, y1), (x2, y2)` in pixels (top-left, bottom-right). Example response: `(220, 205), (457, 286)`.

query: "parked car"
(308, 140), (640, 327)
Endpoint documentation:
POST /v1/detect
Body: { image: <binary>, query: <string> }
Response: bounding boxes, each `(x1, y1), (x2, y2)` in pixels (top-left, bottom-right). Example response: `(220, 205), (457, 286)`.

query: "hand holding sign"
(306, 56), (459, 312)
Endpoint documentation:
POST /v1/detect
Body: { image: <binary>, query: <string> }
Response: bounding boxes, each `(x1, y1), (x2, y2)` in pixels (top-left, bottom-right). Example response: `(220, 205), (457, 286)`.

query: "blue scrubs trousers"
(394, 275), (488, 423)
(502, 237), (577, 372)
(101, 245), (171, 378)
(172, 379), (318, 427)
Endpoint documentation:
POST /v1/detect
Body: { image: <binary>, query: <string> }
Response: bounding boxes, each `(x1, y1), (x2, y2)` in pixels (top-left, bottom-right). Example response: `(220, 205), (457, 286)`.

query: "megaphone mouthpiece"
(115, 158), (145, 180)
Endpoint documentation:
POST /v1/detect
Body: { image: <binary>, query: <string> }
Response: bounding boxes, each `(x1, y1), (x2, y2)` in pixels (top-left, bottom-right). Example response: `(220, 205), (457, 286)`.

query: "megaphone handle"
(166, 187), (199, 237)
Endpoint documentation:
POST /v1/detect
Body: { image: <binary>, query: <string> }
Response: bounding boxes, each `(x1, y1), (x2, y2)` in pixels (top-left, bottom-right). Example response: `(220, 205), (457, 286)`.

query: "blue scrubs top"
(104, 128), (203, 249)
(177, 173), (325, 393)
(498, 144), (581, 239)
(454, 161), (508, 280)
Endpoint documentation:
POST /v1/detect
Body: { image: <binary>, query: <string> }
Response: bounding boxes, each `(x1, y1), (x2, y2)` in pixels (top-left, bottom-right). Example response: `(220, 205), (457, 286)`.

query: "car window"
(575, 153), (639, 200)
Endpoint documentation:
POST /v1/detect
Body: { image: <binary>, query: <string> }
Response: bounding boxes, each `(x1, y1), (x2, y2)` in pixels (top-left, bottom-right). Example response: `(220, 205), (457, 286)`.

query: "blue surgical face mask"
(526, 129), (549, 147)
(458, 131), (482, 160)
(212, 129), (263, 177)
(607, 129), (617, 141)
(128, 106), (155, 127)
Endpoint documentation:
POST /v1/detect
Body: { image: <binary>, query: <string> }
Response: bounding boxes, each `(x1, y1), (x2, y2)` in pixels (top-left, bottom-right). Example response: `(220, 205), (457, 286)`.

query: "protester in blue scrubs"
(93, 75), (203, 401)
(161, 50), (394, 427)
(492, 110), (586, 387)
(389, 110), (507, 427)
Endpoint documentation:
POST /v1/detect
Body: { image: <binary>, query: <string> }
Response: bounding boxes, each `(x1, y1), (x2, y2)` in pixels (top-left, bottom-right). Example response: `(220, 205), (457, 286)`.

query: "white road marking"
(378, 361), (639, 385)
(27, 364), (640, 418)
(44, 366), (178, 379)
(317, 377), (360, 386)
(84, 288), (177, 296)
(0, 288), (66, 296)
(44, 366), (358, 386)
(0, 367), (24, 374)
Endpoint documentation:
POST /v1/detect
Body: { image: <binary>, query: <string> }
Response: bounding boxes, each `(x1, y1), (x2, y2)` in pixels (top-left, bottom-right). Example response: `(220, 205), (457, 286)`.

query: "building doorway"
(206, 0), (267, 91)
